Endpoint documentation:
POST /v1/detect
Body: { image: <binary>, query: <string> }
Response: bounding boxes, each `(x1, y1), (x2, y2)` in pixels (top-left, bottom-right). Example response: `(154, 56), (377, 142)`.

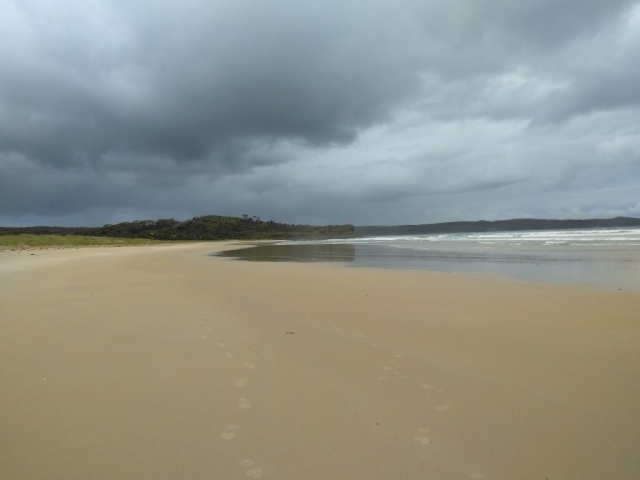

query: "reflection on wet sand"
(217, 243), (356, 263)
(217, 241), (640, 290)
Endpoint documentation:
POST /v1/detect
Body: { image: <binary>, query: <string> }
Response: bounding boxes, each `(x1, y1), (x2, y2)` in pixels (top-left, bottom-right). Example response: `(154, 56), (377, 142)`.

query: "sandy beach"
(1, 243), (639, 480)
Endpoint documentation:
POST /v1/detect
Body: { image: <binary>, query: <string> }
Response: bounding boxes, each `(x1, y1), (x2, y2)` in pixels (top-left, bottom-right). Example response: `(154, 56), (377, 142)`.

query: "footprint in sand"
(243, 362), (255, 370)
(221, 425), (239, 440)
(241, 459), (263, 478)
(235, 378), (248, 387)
(414, 427), (431, 445)
(239, 398), (252, 409)
(226, 352), (235, 358)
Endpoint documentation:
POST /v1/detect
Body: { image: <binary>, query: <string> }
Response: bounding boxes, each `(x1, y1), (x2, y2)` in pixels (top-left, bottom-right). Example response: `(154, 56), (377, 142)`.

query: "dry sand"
(1, 243), (639, 480)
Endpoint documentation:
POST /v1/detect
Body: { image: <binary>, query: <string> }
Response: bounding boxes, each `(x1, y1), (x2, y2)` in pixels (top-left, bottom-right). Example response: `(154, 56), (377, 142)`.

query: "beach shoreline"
(1, 243), (639, 479)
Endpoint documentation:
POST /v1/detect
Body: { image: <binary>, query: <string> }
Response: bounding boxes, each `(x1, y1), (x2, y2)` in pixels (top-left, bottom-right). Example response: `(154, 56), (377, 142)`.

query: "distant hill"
(0, 215), (355, 241)
(354, 217), (640, 236)
(3, 216), (639, 241)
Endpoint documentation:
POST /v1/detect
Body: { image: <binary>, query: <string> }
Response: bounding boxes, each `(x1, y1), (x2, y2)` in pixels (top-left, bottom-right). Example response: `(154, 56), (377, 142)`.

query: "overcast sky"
(1, 0), (639, 226)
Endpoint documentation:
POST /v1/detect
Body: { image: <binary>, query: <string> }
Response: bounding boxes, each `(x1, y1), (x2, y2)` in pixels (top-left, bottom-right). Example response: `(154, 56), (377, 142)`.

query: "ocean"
(218, 227), (640, 290)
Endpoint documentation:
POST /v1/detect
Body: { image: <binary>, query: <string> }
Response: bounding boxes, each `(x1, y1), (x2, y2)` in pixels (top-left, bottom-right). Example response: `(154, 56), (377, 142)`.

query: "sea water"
(218, 228), (640, 290)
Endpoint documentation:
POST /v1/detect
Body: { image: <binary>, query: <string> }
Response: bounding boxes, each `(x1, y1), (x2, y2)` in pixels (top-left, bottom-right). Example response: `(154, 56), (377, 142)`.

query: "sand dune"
(1, 243), (639, 479)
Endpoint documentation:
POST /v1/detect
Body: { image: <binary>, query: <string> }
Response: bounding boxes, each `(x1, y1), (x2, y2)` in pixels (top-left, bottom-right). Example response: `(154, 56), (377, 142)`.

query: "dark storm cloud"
(1, 0), (639, 224)
(1, 1), (426, 167)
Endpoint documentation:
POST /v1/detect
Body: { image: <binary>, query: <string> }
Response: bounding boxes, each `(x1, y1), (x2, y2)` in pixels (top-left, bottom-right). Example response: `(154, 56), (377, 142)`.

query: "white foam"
(293, 227), (640, 246)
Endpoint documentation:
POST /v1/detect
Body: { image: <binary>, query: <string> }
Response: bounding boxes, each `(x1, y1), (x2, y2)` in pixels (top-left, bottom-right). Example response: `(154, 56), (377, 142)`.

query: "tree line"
(0, 215), (355, 241)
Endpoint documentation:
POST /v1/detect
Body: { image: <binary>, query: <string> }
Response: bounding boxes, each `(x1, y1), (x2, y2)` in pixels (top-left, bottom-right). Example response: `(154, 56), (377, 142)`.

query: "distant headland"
(354, 216), (640, 237)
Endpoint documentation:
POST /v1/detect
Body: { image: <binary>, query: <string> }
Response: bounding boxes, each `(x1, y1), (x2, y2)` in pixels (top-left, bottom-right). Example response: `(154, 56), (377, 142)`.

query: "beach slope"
(1, 243), (638, 479)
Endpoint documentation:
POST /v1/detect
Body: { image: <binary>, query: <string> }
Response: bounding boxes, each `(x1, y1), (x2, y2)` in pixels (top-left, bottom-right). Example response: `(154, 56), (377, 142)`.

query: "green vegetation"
(94, 215), (355, 240)
(0, 234), (168, 249)
(0, 215), (356, 242)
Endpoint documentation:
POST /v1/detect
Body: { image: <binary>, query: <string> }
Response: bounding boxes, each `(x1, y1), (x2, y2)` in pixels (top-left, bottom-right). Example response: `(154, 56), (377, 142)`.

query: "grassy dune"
(0, 234), (170, 249)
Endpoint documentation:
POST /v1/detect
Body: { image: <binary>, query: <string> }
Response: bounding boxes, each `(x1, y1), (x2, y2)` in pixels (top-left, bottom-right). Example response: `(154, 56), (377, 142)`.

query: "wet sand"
(1, 243), (639, 479)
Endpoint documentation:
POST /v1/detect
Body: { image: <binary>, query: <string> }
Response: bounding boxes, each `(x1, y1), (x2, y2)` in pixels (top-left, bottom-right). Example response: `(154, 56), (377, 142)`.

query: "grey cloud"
(1, 1), (427, 168)
(1, 0), (639, 225)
